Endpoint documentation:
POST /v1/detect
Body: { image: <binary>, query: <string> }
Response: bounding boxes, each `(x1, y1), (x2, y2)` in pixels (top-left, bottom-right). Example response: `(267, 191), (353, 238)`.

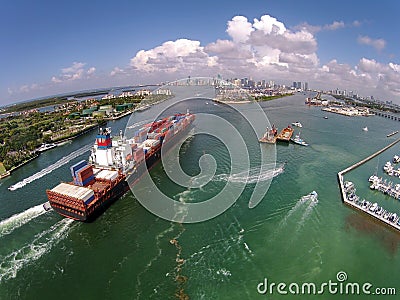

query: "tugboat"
(291, 132), (309, 146)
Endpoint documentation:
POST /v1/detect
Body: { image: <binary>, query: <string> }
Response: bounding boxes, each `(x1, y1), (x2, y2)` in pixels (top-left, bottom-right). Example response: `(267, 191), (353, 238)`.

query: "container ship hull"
(46, 112), (195, 222)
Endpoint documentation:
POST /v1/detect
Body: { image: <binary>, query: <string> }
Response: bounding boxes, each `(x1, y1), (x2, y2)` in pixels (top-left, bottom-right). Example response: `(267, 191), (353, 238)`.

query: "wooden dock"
(337, 137), (400, 231)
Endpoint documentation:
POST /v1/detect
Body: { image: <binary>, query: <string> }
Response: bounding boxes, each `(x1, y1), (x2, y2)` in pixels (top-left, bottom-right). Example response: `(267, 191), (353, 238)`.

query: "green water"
(1, 93), (400, 299)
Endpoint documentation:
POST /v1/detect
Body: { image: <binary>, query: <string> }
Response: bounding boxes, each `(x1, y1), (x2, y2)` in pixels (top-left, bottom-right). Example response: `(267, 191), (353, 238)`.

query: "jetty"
(337, 137), (400, 231)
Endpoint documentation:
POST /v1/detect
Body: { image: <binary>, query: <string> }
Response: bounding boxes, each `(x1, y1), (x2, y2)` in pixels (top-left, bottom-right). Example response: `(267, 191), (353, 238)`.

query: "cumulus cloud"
(87, 67), (96, 75)
(294, 20), (347, 34)
(357, 35), (386, 51)
(110, 67), (126, 76)
(226, 16), (254, 43)
(315, 57), (400, 99)
(253, 15), (286, 35)
(130, 39), (216, 74)
(7, 83), (40, 96)
(127, 13), (400, 101)
(324, 21), (345, 31)
(130, 14), (320, 78)
(52, 62), (96, 83)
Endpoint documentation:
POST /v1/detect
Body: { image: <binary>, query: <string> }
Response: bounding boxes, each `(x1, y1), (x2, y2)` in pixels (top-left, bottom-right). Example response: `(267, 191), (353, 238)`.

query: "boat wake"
(296, 200), (318, 231)
(272, 191), (318, 240)
(214, 163), (285, 184)
(0, 203), (50, 238)
(0, 218), (74, 282)
(8, 144), (92, 191)
(182, 217), (255, 299)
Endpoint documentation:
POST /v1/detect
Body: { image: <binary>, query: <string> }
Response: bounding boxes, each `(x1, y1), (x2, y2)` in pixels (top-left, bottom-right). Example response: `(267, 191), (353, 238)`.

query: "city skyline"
(1, 0), (400, 105)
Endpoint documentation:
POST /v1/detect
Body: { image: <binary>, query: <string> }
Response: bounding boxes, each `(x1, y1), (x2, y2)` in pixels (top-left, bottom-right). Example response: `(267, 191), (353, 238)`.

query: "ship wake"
(8, 144), (92, 191)
(0, 218), (74, 283)
(213, 163), (284, 184)
(271, 192), (318, 241)
(0, 203), (50, 238)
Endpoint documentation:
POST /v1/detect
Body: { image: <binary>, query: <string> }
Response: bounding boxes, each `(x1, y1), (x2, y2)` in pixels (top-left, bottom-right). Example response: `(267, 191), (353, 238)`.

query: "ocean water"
(1, 92), (400, 299)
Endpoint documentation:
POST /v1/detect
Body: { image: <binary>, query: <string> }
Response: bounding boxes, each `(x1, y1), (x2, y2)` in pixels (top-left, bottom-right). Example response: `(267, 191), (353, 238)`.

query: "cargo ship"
(46, 112), (195, 221)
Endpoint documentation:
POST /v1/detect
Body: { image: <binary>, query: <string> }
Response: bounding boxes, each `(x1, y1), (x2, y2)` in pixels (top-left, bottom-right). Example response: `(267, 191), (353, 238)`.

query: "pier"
(337, 138), (400, 231)
(371, 110), (400, 121)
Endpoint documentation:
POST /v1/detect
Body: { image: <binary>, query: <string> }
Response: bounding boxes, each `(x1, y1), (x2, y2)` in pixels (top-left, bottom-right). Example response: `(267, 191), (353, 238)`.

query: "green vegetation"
(255, 93), (293, 101)
(0, 162), (6, 175)
(0, 92), (172, 172)
(2, 97), (72, 113)
(331, 95), (400, 113)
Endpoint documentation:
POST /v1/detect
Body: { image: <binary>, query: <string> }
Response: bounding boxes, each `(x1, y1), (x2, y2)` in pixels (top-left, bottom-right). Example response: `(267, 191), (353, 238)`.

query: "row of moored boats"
(368, 175), (400, 200)
(344, 181), (400, 227)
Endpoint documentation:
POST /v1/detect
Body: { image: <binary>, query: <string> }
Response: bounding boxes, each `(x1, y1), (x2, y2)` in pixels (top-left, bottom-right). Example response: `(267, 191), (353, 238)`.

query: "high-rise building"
(304, 82), (308, 91)
(297, 82), (301, 90)
(261, 80), (266, 88)
(233, 78), (241, 87)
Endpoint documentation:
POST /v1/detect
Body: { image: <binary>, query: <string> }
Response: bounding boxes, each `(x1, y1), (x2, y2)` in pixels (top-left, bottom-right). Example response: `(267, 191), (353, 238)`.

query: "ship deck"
(276, 128), (294, 141)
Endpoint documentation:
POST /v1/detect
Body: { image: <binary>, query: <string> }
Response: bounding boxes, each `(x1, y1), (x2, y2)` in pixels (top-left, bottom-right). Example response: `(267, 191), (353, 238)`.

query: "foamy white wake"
(0, 203), (49, 238)
(0, 218), (74, 282)
(272, 192), (318, 240)
(8, 144), (92, 191)
(214, 163), (284, 184)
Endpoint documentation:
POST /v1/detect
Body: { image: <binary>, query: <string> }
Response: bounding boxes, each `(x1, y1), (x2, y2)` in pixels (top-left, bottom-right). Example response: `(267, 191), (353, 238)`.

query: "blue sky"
(1, 0), (400, 105)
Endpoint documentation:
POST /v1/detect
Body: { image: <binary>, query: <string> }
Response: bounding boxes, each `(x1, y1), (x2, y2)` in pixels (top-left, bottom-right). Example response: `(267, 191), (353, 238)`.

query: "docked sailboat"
(291, 132), (309, 146)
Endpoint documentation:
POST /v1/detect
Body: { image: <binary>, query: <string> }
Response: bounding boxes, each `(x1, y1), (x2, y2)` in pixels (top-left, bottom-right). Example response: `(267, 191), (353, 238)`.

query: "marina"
(2, 93), (400, 299)
(343, 180), (400, 230)
(369, 175), (400, 200)
(337, 137), (400, 232)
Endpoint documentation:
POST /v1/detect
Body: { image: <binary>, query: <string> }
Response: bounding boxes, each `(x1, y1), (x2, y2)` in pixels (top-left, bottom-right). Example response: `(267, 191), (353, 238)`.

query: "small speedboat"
(291, 121), (303, 128)
(363, 127), (368, 132)
(301, 191), (318, 203)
